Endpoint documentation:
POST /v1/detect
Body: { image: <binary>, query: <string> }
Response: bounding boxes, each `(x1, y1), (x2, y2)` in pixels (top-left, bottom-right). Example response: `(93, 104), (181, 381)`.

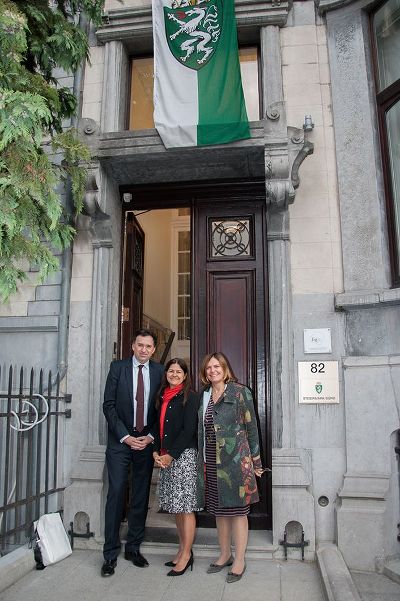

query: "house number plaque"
(298, 361), (339, 404)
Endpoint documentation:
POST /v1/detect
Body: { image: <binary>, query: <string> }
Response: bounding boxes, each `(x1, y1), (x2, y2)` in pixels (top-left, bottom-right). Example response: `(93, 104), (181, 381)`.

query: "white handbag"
(34, 512), (72, 567)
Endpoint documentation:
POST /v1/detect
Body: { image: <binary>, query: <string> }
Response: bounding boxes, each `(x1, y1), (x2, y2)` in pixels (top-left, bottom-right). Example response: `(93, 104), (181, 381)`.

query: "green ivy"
(0, 0), (107, 301)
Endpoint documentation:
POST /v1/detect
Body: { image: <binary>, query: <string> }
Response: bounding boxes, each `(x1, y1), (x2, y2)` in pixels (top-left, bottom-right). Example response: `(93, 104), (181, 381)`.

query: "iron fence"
(0, 366), (72, 556)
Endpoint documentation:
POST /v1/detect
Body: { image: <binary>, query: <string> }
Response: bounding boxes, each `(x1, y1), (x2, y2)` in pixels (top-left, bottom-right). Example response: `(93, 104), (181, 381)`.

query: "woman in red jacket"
(153, 358), (200, 576)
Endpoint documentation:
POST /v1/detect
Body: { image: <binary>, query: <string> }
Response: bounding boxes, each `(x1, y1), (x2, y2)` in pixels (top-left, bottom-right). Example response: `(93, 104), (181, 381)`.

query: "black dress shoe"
(125, 550), (149, 568)
(101, 559), (117, 577)
(165, 549), (193, 567)
(167, 554), (194, 577)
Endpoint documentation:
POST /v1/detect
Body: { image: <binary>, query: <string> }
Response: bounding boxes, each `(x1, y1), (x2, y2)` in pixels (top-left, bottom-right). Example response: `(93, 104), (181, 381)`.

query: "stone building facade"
(1, 0), (399, 572)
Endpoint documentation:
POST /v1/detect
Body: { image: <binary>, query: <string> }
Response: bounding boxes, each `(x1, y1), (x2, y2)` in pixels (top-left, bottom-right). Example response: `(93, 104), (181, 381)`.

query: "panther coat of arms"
(164, 0), (223, 70)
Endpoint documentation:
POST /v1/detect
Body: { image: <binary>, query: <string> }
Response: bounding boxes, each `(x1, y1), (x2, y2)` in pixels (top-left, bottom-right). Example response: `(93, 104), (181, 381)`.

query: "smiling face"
(166, 362), (187, 387)
(132, 335), (156, 364)
(205, 357), (225, 386)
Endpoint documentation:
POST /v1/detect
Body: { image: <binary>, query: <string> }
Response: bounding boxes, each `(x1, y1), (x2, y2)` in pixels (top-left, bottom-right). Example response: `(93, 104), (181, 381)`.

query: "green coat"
(197, 381), (262, 508)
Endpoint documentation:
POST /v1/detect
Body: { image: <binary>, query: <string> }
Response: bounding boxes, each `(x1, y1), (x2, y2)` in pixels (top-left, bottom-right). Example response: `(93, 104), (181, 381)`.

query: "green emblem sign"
(315, 383), (323, 394)
(164, 0), (223, 70)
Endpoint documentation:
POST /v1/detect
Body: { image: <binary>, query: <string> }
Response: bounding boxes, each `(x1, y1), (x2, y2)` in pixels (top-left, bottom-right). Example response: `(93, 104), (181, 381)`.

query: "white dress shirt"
(132, 356), (151, 428)
(120, 357), (152, 443)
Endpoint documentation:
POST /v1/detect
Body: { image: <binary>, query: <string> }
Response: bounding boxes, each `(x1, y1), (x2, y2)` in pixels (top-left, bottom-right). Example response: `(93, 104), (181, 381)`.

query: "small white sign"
(298, 361), (339, 404)
(303, 328), (332, 354)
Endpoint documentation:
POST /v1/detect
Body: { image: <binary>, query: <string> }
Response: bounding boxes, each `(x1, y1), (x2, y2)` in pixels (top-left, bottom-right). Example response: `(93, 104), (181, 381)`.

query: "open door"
(120, 212), (145, 359)
(118, 183), (271, 530)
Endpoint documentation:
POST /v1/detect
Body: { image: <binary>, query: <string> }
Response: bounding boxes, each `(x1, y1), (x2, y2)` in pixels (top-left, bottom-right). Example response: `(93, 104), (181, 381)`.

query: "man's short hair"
(133, 329), (157, 346)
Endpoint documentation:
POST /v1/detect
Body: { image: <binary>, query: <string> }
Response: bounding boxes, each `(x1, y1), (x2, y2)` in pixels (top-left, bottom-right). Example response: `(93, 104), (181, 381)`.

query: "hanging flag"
(152, 0), (250, 148)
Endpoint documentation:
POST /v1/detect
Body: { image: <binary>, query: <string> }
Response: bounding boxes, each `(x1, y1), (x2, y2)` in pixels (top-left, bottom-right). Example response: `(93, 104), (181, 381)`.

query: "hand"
(153, 452), (164, 468)
(254, 467), (271, 477)
(252, 454), (268, 478)
(159, 454), (173, 469)
(125, 435), (152, 451)
(123, 435), (137, 448)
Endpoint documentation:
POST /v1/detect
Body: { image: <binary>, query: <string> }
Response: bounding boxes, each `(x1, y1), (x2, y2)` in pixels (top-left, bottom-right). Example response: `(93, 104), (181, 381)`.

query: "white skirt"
(157, 448), (201, 513)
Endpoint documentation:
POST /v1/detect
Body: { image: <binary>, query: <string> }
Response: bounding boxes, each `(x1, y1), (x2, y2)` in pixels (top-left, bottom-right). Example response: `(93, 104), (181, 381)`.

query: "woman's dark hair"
(199, 352), (238, 386)
(156, 358), (192, 408)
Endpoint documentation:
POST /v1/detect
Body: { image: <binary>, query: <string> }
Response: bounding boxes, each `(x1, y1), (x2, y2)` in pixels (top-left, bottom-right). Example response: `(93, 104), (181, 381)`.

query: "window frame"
(128, 45), (262, 131)
(370, 0), (400, 286)
(170, 213), (191, 359)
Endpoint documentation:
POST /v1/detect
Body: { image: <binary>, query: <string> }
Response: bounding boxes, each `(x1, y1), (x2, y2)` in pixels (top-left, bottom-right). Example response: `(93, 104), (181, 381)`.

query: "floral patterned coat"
(196, 381), (262, 508)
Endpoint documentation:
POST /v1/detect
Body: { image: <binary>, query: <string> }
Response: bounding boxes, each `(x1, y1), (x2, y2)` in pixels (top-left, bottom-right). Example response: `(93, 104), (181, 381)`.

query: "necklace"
(211, 386), (225, 402)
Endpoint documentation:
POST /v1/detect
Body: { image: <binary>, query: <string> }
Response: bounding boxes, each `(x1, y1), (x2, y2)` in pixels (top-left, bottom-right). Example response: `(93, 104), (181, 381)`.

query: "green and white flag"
(152, 0), (250, 148)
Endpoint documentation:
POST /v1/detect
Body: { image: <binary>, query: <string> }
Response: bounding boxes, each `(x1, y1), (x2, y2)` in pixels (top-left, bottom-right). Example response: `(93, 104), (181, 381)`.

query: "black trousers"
(103, 443), (154, 561)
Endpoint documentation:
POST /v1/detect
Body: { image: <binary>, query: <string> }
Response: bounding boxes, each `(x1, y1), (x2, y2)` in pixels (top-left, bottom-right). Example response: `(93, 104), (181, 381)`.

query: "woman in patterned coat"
(153, 358), (200, 576)
(197, 352), (263, 583)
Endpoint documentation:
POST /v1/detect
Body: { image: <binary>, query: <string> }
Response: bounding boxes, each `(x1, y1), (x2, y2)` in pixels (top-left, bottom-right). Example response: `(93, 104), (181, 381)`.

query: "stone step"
(74, 524), (278, 559)
(141, 526), (277, 559)
(383, 558), (400, 585)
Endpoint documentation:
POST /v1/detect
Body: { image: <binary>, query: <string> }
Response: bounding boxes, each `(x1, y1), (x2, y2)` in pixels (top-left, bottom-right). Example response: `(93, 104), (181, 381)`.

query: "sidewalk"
(0, 550), (325, 601)
(351, 570), (400, 601)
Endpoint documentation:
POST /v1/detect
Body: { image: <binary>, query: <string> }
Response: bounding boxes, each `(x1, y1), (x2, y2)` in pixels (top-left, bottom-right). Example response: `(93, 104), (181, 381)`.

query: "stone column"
(261, 24), (296, 449)
(100, 41), (129, 133)
(326, 7), (390, 290)
(267, 208), (295, 449)
(261, 25), (283, 112)
(63, 166), (117, 547)
(261, 24), (316, 556)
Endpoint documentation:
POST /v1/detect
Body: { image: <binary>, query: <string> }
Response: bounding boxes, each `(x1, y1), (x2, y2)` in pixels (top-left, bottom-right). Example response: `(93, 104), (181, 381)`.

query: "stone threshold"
(73, 525), (278, 559)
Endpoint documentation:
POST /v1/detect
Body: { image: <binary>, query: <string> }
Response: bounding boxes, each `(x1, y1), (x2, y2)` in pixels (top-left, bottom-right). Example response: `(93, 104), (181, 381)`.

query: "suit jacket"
(103, 358), (164, 448)
(153, 389), (199, 460)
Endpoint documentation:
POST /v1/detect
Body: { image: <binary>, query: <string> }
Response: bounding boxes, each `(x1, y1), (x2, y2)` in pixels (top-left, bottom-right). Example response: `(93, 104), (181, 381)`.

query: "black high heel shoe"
(167, 553), (194, 577)
(165, 549), (193, 568)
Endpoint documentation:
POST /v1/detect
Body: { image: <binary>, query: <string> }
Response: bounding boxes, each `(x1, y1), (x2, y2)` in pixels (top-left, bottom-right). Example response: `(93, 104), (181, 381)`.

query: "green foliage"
(0, 0), (106, 301)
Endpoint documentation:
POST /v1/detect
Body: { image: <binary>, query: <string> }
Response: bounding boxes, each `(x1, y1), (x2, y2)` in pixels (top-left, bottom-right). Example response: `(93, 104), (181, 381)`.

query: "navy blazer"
(153, 389), (199, 460)
(103, 358), (164, 447)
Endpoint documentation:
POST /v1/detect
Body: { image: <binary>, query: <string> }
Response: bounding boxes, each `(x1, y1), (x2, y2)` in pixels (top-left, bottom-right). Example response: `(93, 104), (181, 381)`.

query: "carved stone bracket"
(83, 166), (112, 248)
(265, 144), (294, 211)
(286, 125), (315, 192)
(266, 178), (295, 211)
(291, 139), (314, 190)
(265, 124), (314, 211)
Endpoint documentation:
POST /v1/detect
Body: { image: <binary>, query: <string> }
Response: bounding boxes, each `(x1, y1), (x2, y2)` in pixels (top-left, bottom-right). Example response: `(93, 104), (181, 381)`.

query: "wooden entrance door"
(193, 198), (271, 529)
(118, 184), (271, 529)
(120, 212), (145, 359)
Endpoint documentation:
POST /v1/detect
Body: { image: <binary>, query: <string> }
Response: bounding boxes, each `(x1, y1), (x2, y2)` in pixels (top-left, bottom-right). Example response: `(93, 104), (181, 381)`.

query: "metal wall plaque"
(303, 328), (332, 354)
(298, 361), (339, 404)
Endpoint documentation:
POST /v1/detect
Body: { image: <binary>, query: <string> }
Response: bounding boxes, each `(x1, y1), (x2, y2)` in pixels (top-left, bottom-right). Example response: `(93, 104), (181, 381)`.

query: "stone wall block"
(281, 24), (317, 47)
(336, 356), (400, 569)
(272, 449), (315, 559)
(27, 300), (61, 317)
(63, 446), (106, 549)
(35, 285), (61, 302)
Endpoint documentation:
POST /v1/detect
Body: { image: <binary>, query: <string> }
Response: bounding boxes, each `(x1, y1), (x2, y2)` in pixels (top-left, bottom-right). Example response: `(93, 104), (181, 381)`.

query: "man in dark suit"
(101, 329), (164, 577)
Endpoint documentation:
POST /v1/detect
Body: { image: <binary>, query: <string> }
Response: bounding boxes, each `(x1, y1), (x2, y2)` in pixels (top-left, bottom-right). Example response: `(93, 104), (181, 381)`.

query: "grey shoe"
(226, 563), (246, 583)
(206, 556), (234, 574)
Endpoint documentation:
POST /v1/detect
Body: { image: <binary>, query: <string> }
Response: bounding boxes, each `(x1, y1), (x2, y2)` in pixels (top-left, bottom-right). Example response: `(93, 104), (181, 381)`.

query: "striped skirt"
(204, 399), (249, 517)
